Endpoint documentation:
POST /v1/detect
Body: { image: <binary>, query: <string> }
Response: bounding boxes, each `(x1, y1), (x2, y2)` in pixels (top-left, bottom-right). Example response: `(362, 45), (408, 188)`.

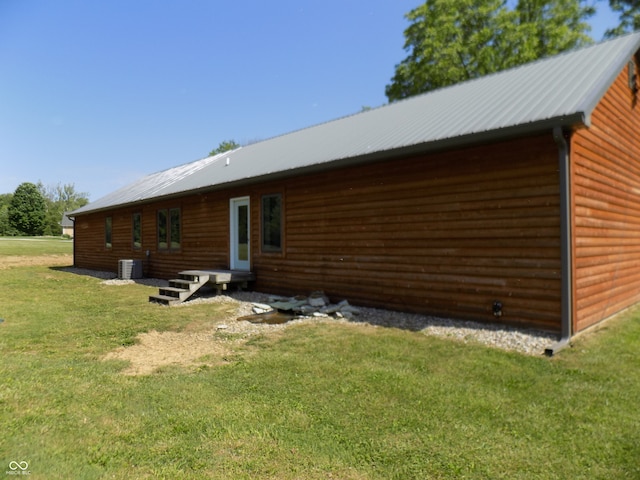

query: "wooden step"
(169, 279), (201, 291)
(149, 294), (182, 306)
(158, 286), (192, 300)
(149, 272), (210, 305)
(178, 272), (210, 283)
(149, 269), (254, 306)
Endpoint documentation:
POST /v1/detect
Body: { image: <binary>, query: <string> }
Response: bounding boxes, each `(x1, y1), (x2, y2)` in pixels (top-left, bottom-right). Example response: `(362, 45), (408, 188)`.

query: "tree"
(386, 0), (594, 101)
(0, 193), (13, 236)
(605, 0), (640, 38)
(208, 140), (240, 157)
(8, 182), (46, 236)
(511, 0), (595, 60)
(386, 0), (511, 99)
(37, 182), (90, 236)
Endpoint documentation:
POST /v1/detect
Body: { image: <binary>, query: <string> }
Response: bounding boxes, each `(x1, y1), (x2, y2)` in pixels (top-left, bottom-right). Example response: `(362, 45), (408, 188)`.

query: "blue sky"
(0, 1), (622, 201)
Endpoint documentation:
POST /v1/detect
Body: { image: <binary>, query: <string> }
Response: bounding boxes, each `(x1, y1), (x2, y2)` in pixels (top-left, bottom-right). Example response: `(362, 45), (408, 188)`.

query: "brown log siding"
(256, 135), (561, 331)
(74, 134), (562, 331)
(74, 194), (232, 279)
(571, 58), (640, 332)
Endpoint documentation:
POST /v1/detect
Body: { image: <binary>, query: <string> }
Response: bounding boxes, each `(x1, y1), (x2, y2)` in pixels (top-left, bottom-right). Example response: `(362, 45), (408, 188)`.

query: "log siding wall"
(257, 135), (562, 331)
(74, 194), (232, 279)
(571, 58), (640, 332)
(74, 134), (562, 332)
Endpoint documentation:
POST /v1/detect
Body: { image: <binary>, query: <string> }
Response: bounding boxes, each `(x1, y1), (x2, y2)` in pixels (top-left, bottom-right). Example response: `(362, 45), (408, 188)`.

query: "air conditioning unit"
(118, 259), (143, 279)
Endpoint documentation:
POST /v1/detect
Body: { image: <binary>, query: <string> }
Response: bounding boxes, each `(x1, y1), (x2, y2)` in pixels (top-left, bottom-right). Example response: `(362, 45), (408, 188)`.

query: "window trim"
(105, 216), (112, 249)
(169, 208), (181, 250)
(261, 193), (283, 254)
(157, 207), (181, 251)
(132, 212), (142, 250)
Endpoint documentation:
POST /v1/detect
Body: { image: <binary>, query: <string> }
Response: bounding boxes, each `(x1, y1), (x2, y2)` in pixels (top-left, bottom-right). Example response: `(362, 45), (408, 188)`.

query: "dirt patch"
(0, 254), (73, 269)
(101, 294), (308, 376)
(103, 329), (243, 375)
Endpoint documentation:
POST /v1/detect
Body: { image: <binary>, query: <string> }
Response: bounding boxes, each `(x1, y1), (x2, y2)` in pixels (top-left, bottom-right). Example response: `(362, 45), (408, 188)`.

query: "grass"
(0, 236), (72, 256)
(0, 239), (639, 479)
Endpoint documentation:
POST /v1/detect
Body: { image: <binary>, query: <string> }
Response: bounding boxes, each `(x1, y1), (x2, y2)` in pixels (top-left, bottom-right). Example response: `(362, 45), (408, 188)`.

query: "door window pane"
(237, 205), (248, 261)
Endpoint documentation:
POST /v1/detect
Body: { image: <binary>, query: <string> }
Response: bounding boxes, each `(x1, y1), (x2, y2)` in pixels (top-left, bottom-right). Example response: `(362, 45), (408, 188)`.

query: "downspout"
(70, 216), (76, 268)
(545, 126), (572, 356)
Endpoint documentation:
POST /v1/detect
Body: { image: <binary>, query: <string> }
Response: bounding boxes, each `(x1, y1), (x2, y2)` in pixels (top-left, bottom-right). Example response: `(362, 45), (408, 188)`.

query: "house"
(61, 212), (74, 237)
(69, 33), (640, 352)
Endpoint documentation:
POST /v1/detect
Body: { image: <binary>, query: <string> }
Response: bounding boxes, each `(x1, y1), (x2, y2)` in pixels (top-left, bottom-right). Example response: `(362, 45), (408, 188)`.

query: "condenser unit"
(118, 259), (143, 279)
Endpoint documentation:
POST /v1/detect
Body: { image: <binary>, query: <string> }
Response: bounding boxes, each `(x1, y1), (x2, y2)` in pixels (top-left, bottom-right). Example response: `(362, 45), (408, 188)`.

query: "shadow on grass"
(50, 266), (169, 288)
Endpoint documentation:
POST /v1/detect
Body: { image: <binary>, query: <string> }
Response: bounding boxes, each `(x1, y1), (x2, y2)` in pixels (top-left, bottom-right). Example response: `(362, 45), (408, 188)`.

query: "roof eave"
(70, 113), (586, 217)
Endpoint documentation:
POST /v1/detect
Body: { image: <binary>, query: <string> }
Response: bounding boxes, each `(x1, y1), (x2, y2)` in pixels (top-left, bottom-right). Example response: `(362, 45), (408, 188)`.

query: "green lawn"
(0, 236), (72, 256)
(0, 240), (639, 479)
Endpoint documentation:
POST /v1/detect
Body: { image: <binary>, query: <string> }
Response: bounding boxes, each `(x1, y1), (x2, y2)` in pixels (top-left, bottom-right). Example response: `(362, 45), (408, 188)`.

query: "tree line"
(385, 0), (640, 100)
(0, 182), (89, 237)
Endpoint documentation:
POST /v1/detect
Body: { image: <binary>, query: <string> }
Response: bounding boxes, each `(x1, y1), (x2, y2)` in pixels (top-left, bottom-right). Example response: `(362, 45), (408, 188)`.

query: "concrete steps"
(149, 270), (255, 306)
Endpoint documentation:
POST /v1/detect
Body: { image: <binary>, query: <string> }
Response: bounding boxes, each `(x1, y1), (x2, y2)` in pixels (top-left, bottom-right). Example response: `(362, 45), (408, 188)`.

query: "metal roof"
(61, 212), (74, 227)
(72, 32), (640, 216)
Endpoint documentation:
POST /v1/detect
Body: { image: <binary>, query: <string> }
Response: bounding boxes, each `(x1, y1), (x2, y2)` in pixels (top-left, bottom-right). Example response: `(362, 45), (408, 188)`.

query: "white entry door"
(230, 197), (250, 271)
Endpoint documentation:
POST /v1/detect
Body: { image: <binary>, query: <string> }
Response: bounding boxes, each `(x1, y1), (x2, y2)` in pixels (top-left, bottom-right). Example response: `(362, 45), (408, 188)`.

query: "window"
(157, 210), (167, 249)
(170, 208), (181, 249)
(158, 208), (181, 250)
(132, 213), (141, 249)
(261, 194), (282, 252)
(105, 216), (112, 248)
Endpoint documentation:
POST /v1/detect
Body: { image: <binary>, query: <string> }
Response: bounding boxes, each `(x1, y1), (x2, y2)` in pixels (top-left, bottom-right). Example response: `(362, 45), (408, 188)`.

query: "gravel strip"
(350, 305), (557, 355)
(183, 290), (557, 356)
(59, 267), (169, 287)
(61, 268), (558, 355)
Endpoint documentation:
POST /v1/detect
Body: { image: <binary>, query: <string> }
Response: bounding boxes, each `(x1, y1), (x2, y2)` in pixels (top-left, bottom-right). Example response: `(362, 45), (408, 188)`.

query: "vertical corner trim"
(546, 127), (573, 356)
